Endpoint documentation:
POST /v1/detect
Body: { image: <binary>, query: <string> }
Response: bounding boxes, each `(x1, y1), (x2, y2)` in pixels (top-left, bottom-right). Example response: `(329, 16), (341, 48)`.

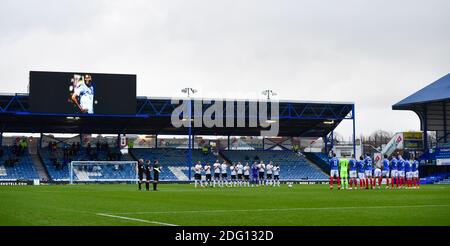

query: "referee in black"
(153, 160), (161, 191)
(144, 160), (152, 191)
(137, 159), (145, 190)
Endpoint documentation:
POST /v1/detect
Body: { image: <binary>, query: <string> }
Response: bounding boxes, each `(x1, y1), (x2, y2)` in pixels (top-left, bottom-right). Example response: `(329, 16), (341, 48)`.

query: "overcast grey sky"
(0, 0), (449, 138)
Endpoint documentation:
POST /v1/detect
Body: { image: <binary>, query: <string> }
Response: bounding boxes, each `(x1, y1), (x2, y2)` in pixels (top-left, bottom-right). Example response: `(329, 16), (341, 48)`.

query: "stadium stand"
(437, 176), (450, 184)
(0, 147), (39, 180)
(436, 150), (450, 160)
(38, 143), (134, 181)
(310, 152), (329, 163)
(299, 152), (331, 175)
(220, 150), (328, 180)
(393, 73), (450, 162)
(0, 93), (357, 182)
(423, 172), (450, 184)
(130, 148), (220, 181)
(31, 145), (331, 181)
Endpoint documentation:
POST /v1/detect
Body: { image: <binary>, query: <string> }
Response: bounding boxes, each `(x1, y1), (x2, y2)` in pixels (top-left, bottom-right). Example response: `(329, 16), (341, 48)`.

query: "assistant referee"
(144, 160), (152, 191)
(152, 160), (161, 191)
(136, 159), (145, 190)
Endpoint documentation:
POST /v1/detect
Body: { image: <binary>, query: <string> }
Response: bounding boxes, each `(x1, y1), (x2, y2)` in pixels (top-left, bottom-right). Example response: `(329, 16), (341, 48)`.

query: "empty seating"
(39, 146), (133, 181)
(130, 148), (220, 181)
(310, 152), (329, 163)
(424, 171), (450, 184)
(220, 150), (328, 180)
(38, 147), (328, 181)
(436, 151), (450, 159)
(0, 147), (39, 180)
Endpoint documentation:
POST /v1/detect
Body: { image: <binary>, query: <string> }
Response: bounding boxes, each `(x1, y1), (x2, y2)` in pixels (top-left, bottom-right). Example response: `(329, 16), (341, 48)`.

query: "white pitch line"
(96, 213), (178, 226)
(105, 204), (450, 215)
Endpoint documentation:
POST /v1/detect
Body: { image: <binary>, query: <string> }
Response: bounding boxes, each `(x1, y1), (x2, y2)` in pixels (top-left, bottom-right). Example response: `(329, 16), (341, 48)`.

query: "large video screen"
(29, 71), (136, 115)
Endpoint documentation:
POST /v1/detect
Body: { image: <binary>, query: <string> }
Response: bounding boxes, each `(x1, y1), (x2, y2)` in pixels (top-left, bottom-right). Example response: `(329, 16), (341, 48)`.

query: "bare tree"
(369, 130), (393, 146)
(332, 132), (344, 144)
(356, 130), (394, 154)
(427, 131), (437, 147)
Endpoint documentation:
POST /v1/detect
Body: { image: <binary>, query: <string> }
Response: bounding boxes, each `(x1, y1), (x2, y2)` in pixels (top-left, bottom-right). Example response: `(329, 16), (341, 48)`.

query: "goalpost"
(69, 161), (138, 184)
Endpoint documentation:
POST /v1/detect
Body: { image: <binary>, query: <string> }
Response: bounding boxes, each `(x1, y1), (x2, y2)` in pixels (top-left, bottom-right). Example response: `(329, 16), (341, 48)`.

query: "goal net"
(69, 161), (138, 184)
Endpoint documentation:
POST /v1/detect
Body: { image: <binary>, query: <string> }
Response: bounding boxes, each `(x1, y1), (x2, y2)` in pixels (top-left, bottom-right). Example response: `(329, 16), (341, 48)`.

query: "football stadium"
(2, 3), (450, 244)
(0, 71), (449, 227)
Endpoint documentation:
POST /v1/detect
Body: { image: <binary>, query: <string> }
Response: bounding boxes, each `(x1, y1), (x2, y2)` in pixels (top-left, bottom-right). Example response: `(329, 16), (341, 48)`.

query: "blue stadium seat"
(0, 147), (39, 180)
(130, 148), (220, 181)
(39, 147), (135, 181)
(310, 152), (329, 163)
(220, 150), (328, 180)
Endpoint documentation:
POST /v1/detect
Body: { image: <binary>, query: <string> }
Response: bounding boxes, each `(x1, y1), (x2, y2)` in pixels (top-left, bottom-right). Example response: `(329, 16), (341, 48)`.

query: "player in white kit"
(213, 160), (221, 187)
(373, 161), (382, 189)
(273, 164), (281, 187)
(221, 162), (228, 187)
(258, 161), (266, 186)
(266, 162), (274, 186)
(243, 163), (250, 187)
(236, 162), (244, 187)
(194, 161), (203, 188)
(273, 164), (280, 187)
(230, 164), (237, 187)
(204, 162), (212, 187)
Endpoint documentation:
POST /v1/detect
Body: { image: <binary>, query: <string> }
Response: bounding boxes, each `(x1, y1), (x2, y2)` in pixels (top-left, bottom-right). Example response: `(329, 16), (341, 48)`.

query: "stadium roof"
(0, 94), (354, 137)
(393, 73), (450, 110)
(392, 73), (450, 146)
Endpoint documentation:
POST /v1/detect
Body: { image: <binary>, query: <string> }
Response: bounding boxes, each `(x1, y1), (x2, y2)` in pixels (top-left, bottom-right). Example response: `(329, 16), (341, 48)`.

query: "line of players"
(329, 153), (420, 190)
(193, 160), (281, 188)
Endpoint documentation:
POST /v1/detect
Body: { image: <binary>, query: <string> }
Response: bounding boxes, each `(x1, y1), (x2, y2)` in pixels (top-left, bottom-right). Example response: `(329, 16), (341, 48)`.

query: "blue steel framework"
(0, 94), (356, 180)
(443, 102), (448, 143)
(393, 101), (450, 157)
(392, 73), (450, 156)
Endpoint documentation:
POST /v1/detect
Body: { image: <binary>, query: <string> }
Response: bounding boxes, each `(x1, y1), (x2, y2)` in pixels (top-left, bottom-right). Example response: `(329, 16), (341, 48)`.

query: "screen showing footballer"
(29, 71), (136, 115)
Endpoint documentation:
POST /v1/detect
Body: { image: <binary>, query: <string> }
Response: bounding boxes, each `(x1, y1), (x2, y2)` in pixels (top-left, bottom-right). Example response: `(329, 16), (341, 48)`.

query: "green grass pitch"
(1, 184), (449, 226)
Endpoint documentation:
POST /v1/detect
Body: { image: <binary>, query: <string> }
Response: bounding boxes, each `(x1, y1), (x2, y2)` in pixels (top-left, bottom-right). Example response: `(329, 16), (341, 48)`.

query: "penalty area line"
(96, 213), (179, 226)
